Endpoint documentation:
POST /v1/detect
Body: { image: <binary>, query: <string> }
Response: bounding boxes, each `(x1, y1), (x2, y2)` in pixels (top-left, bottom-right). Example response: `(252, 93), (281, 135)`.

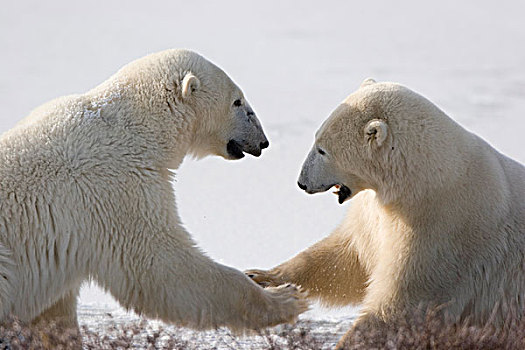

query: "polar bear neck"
(368, 96), (473, 210)
(378, 135), (513, 235)
(85, 78), (194, 171)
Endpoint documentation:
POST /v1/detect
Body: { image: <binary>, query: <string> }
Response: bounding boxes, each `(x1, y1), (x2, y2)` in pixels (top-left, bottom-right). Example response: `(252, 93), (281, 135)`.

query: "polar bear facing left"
(0, 49), (307, 332)
(247, 79), (525, 348)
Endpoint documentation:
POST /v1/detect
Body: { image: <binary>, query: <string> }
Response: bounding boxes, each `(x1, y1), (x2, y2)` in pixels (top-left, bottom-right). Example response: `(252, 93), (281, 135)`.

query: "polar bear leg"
(32, 287), (80, 329)
(0, 244), (15, 321)
(98, 235), (308, 331)
(246, 224), (368, 306)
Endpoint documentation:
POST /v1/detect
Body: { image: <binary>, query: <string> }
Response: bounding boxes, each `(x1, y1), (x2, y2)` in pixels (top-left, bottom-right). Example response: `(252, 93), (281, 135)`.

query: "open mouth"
(332, 184), (352, 204)
(227, 139), (245, 159)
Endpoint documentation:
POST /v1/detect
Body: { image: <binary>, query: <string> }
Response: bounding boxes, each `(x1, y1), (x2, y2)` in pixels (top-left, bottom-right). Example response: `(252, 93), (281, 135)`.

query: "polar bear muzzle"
(226, 104), (269, 159)
(297, 145), (354, 204)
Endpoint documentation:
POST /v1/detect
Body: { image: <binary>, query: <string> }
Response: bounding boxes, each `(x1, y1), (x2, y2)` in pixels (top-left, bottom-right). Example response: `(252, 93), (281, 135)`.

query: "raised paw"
(244, 268), (286, 288)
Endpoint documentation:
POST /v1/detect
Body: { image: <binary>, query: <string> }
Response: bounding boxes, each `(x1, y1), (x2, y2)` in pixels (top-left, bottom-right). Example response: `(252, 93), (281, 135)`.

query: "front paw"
(263, 283), (309, 325)
(244, 268), (285, 287)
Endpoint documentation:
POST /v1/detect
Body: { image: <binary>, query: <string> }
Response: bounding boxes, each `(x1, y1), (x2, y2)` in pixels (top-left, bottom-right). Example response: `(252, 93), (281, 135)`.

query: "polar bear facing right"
(247, 79), (525, 348)
(0, 49), (307, 332)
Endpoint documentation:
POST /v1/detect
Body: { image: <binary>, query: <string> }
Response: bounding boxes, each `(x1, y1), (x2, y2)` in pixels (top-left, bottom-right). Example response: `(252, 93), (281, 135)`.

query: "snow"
(76, 303), (355, 349)
(1, 0), (524, 340)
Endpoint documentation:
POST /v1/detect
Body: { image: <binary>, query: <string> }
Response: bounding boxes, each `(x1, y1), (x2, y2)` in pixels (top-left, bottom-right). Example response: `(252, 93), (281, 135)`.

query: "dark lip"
(246, 148), (262, 157)
(333, 184), (352, 204)
(227, 139), (264, 158)
(227, 139), (245, 159)
(297, 182), (352, 203)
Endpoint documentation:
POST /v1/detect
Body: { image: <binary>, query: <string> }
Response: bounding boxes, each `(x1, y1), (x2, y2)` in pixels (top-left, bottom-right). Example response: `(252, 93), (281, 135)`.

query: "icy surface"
(77, 304), (355, 349)
(1, 0), (524, 345)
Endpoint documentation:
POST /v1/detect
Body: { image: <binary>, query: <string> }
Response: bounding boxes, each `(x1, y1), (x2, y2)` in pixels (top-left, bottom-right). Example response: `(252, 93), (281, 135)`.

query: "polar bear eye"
(318, 148), (326, 155)
(233, 99), (242, 107)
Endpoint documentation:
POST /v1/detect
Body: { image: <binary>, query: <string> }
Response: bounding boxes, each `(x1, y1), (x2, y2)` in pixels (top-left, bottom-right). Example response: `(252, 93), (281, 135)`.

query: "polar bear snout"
(227, 109), (269, 159)
(298, 147), (341, 194)
(248, 140), (270, 157)
(253, 139), (270, 155)
(297, 167), (336, 194)
(260, 140), (270, 149)
(297, 180), (335, 194)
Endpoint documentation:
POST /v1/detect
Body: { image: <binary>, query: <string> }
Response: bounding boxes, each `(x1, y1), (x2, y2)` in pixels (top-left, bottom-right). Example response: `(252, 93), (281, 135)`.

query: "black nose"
(297, 182), (307, 191)
(260, 140), (269, 149)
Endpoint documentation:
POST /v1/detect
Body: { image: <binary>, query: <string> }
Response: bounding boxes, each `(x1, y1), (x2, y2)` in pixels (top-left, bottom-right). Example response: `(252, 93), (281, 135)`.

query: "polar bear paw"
(260, 283), (309, 327)
(245, 268), (286, 288)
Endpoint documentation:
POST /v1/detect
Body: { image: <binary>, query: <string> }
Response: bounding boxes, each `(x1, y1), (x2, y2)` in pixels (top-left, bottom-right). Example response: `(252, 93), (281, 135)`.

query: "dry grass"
(0, 317), (334, 350)
(342, 307), (525, 350)
(0, 309), (524, 349)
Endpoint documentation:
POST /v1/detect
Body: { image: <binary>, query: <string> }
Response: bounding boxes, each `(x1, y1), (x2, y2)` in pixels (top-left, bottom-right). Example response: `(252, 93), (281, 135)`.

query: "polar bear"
(0, 49), (308, 332)
(246, 79), (525, 348)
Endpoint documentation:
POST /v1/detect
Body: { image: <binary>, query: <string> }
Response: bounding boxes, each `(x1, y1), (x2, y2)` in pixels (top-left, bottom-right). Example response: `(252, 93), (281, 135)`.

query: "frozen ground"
(1, 0), (524, 347)
(77, 304), (355, 349)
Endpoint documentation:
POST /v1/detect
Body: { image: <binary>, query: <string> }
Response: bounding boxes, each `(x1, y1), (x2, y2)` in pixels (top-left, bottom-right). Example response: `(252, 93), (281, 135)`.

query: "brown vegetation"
(0, 309), (524, 349)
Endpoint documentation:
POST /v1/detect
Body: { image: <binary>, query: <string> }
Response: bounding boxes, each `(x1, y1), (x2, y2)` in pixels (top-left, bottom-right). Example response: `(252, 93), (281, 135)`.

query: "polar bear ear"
(364, 119), (388, 147)
(181, 73), (201, 99)
(360, 78), (376, 88)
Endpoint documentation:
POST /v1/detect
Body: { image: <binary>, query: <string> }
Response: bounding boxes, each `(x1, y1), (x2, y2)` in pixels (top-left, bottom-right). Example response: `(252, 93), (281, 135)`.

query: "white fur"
(0, 49), (305, 331)
(247, 79), (525, 347)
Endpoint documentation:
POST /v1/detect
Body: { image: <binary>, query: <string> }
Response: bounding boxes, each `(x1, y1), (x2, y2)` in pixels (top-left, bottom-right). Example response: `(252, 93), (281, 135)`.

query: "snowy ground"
(77, 303), (355, 349)
(1, 0), (525, 347)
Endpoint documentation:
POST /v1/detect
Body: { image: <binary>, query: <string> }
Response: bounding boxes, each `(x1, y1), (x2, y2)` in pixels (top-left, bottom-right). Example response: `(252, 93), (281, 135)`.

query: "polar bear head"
(297, 79), (465, 204)
(174, 54), (269, 161)
(111, 49), (269, 167)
